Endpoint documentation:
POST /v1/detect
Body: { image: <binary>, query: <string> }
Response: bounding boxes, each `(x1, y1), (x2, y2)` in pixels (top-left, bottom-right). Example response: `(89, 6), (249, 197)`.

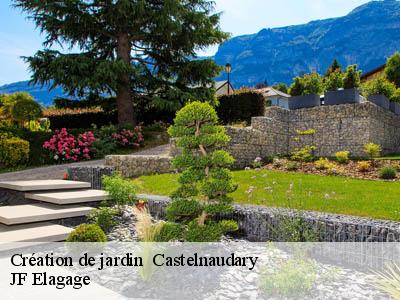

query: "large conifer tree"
(14, 0), (228, 125)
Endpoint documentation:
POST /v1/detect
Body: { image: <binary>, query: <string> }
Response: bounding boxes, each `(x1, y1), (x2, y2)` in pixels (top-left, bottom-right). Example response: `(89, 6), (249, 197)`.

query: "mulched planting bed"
(262, 159), (400, 181)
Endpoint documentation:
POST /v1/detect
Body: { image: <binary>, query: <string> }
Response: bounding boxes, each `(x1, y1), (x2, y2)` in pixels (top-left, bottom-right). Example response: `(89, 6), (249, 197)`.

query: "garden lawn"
(132, 170), (400, 221)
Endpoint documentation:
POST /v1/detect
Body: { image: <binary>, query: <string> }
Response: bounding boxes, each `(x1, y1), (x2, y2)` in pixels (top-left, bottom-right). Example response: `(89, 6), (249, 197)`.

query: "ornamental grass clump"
(166, 101), (238, 242)
(378, 166), (397, 180)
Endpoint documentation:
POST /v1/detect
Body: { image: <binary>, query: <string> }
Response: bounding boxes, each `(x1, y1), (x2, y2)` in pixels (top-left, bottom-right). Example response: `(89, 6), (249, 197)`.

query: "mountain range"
(214, 0), (400, 87)
(1, 0), (400, 105)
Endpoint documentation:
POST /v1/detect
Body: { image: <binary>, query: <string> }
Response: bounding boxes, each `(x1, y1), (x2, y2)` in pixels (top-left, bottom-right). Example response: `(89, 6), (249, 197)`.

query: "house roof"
(215, 80), (234, 91)
(255, 87), (290, 98)
(361, 64), (386, 80)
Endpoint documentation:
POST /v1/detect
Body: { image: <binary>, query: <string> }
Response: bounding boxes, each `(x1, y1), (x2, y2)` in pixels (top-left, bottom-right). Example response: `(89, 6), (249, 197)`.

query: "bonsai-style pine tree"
(14, 0), (228, 125)
(167, 101), (238, 241)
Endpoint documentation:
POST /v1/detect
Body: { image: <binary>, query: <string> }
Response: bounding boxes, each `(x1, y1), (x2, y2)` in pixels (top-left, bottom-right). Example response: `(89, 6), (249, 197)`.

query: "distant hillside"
(214, 0), (400, 87)
(3, 1), (400, 100)
(0, 80), (69, 106)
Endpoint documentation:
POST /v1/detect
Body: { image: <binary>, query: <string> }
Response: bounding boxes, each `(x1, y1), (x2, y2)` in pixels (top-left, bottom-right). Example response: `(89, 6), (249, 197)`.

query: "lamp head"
(225, 63), (232, 73)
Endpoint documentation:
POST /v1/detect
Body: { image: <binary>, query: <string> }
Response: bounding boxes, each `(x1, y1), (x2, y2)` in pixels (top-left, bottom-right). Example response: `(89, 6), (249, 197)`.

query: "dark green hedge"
(48, 111), (118, 130)
(216, 90), (265, 124)
(54, 96), (117, 112)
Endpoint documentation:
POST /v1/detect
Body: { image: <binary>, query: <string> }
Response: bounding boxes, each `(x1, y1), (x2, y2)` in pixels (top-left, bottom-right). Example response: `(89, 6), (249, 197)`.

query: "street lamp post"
(225, 63), (232, 95)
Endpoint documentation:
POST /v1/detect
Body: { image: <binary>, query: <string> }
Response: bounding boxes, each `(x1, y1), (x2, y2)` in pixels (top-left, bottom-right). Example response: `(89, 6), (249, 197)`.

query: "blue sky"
(0, 0), (369, 85)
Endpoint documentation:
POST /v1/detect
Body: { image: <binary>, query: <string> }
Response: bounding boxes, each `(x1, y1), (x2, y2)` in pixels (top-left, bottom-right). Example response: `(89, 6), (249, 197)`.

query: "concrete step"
(0, 180), (91, 192)
(0, 222), (72, 242)
(0, 203), (93, 225)
(26, 189), (109, 205)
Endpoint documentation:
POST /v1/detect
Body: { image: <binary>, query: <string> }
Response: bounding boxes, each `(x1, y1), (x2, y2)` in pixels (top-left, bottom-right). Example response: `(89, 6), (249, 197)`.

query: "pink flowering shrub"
(43, 128), (96, 162)
(111, 127), (144, 148)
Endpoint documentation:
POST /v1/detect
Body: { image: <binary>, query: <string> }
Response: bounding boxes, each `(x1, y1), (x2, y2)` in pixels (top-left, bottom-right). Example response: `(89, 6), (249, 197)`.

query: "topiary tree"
(167, 101), (238, 241)
(385, 52), (400, 88)
(12, 97), (42, 127)
(343, 65), (361, 89)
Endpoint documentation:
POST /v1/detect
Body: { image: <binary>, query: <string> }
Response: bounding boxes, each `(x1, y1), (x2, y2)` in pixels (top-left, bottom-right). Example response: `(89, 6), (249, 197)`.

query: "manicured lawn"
(132, 170), (400, 221)
(376, 154), (400, 160)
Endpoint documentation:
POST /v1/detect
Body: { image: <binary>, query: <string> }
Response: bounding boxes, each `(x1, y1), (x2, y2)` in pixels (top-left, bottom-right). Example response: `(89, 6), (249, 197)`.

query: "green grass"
(132, 169), (400, 221)
(376, 154), (400, 160)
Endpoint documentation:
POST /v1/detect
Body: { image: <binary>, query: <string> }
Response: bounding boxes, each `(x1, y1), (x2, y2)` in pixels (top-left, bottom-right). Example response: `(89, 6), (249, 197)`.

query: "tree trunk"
(116, 33), (136, 126)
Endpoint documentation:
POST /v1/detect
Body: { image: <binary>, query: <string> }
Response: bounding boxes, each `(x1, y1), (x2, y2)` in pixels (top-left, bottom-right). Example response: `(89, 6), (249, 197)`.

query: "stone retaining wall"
(68, 166), (115, 189)
(104, 155), (173, 178)
(227, 102), (400, 167)
(140, 194), (400, 242)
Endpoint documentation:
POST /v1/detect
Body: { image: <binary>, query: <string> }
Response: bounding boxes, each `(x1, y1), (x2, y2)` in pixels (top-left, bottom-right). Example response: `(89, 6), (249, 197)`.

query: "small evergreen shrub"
(325, 70), (343, 91)
(66, 224), (107, 242)
(87, 207), (118, 232)
(0, 135), (30, 167)
(362, 76), (396, 99)
(314, 158), (333, 170)
(357, 161), (371, 172)
(154, 222), (184, 242)
(364, 143), (382, 159)
(12, 97), (42, 126)
(166, 198), (202, 224)
(216, 89), (265, 124)
(335, 151), (350, 164)
(385, 52), (400, 88)
(286, 162), (300, 171)
(289, 73), (324, 96)
(378, 166), (397, 180)
(102, 174), (136, 206)
(342, 64), (361, 89)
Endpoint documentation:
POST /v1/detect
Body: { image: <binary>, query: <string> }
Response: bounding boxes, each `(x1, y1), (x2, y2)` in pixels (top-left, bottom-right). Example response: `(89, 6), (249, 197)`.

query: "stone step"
(0, 222), (72, 242)
(25, 189), (109, 205)
(0, 203), (93, 225)
(0, 180), (91, 192)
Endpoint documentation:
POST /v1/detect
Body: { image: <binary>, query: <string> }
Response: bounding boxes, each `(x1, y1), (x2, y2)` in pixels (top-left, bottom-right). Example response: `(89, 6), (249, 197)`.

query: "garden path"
(0, 144), (170, 181)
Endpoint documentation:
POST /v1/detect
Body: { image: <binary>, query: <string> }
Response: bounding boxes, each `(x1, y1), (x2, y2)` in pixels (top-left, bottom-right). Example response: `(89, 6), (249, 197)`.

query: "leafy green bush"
(216, 89), (265, 124)
(66, 224), (107, 242)
(314, 158), (333, 170)
(12, 97), (42, 126)
(362, 76), (396, 99)
(274, 216), (319, 242)
(391, 89), (400, 103)
(324, 70), (343, 91)
(335, 151), (350, 164)
(154, 222), (184, 242)
(87, 207), (118, 232)
(357, 161), (371, 172)
(0, 135), (30, 167)
(184, 221), (236, 242)
(385, 52), (400, 88)
(167, 101), (238, 241)
(364, 143), (382, 159)
(343, 64), (361, 89)
(286, 162), (300, 171)
(260, 258), (317, 298)
(291, 145), (316, 162)
(102, 174), (136, 206)
(378, 166), (397, 180)
(289, 73), (324, 96)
